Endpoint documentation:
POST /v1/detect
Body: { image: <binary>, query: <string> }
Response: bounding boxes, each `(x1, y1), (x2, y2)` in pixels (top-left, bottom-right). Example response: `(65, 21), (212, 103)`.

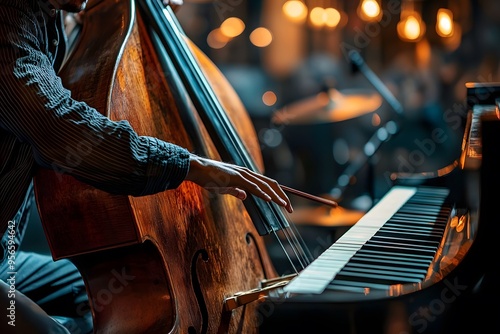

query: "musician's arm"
(0, 3), (191, 197)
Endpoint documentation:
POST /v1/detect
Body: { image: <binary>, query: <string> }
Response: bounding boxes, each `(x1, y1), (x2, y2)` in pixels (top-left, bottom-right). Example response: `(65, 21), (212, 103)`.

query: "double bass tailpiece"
(223, 274), (297, 311)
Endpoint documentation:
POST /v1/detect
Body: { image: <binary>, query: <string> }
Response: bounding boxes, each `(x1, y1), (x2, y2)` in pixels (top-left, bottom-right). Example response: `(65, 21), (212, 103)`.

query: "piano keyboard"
(460, 104), (496, 169)
(284, 185), (452, 294)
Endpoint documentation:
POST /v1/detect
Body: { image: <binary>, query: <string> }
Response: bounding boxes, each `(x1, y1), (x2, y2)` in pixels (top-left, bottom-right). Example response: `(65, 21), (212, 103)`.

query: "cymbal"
(288, 205), (364, 227)
(272, 88), (382, 125)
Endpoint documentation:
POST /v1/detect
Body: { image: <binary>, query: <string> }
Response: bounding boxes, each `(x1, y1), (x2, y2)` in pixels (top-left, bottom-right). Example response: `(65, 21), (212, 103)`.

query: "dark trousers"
(1, 183), (92, 333)
(0, 251), (93, 334)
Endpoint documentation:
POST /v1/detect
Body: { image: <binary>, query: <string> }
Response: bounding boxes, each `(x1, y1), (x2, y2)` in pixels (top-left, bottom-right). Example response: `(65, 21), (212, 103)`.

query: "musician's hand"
(185, 154), (293, 213)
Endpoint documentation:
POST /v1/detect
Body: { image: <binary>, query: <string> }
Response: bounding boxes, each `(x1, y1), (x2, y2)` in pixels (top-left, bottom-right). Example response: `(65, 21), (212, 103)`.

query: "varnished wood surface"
(34, 0), (278, 333)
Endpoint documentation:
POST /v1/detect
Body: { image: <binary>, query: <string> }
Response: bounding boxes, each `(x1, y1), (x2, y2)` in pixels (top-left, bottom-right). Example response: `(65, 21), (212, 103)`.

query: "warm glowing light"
(220, 17), (245, 38)
(397, 13), (425, 42)
(324, 8), (341, 28)
(262, 91), (277, 106)
(436, 8), (454, 37)
(363, 0), (380, 18)
(250, 27), (273, 47)
(358, 0), (382, 22)
(309, 7), (326, 27)
(404, 16), (421, 40)
(207, 28), (231, 49)
(282, 0), (308, 23)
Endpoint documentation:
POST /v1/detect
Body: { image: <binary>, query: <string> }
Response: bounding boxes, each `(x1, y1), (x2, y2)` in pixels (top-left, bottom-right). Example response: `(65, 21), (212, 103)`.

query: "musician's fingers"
(235, 167), (293, 213)
(186, 155), (291, 211)
(211, 187), (248, 200)
(205, 172), (279, 207)
(213, 181), (273, 203)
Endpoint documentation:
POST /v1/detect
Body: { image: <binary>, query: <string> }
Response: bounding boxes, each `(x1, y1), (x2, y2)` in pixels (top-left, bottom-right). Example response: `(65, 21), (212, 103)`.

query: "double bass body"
(34, 0), (278, 332)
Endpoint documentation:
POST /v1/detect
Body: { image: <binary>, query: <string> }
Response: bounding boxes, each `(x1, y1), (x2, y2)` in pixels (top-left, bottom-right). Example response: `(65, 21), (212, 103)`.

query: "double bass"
(34, 0), (307, 332)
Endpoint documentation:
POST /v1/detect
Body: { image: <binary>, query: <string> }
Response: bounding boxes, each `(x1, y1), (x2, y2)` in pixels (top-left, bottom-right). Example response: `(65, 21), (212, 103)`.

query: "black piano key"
(343, 261), (428, 275)
(364, 239), (439, 253)
(375, 232), (443, 243)
(386, 218), (447, 229)
(355, 250), (433, 265)
(376, 226), (444, 240)
(390, 213), (448, 223)
(334, 270), (422, 285)
(383, 221), (445, 233)
(350, 254), (431, 268)
(398, 203), (449, 211)
(397, 207), (451, 217)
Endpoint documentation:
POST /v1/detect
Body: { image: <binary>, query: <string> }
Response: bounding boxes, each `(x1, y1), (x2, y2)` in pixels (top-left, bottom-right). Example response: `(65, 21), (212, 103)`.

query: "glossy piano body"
(259, 84), (500, 333)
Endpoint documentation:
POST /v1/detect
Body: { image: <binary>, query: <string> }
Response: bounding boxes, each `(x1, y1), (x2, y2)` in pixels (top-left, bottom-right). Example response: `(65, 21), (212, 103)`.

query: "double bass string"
(278, 204), (313, 270)
(281, 218), (312, 271)
(276, 185), (338, 272)
(272, 185), (325, 271)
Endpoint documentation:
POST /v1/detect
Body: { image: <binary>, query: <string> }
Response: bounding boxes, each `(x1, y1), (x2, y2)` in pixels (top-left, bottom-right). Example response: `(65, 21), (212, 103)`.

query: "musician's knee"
(1, 279), (71, 334)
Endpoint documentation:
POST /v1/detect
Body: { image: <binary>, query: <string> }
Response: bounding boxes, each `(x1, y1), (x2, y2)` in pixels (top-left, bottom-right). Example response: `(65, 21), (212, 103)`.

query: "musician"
(0, 0), (293, 333)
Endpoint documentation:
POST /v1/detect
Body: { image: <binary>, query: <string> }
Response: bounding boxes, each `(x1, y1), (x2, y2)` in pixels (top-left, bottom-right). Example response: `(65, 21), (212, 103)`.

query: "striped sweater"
(0, 0), (191, 262)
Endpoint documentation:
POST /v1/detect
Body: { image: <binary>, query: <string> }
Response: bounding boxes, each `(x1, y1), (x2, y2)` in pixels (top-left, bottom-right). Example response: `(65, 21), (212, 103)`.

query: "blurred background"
(172, 0), (500, 272)
(174, 0), (499, 201)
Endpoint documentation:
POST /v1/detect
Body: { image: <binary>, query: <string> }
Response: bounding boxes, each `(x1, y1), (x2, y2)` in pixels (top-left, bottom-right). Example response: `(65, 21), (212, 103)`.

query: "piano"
(258, 83), (500, 333)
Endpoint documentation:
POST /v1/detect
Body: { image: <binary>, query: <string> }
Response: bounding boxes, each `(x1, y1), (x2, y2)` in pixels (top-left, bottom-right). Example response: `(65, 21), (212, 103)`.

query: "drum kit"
(272, 87), (383, 227)
(272, 88), (382, 125)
